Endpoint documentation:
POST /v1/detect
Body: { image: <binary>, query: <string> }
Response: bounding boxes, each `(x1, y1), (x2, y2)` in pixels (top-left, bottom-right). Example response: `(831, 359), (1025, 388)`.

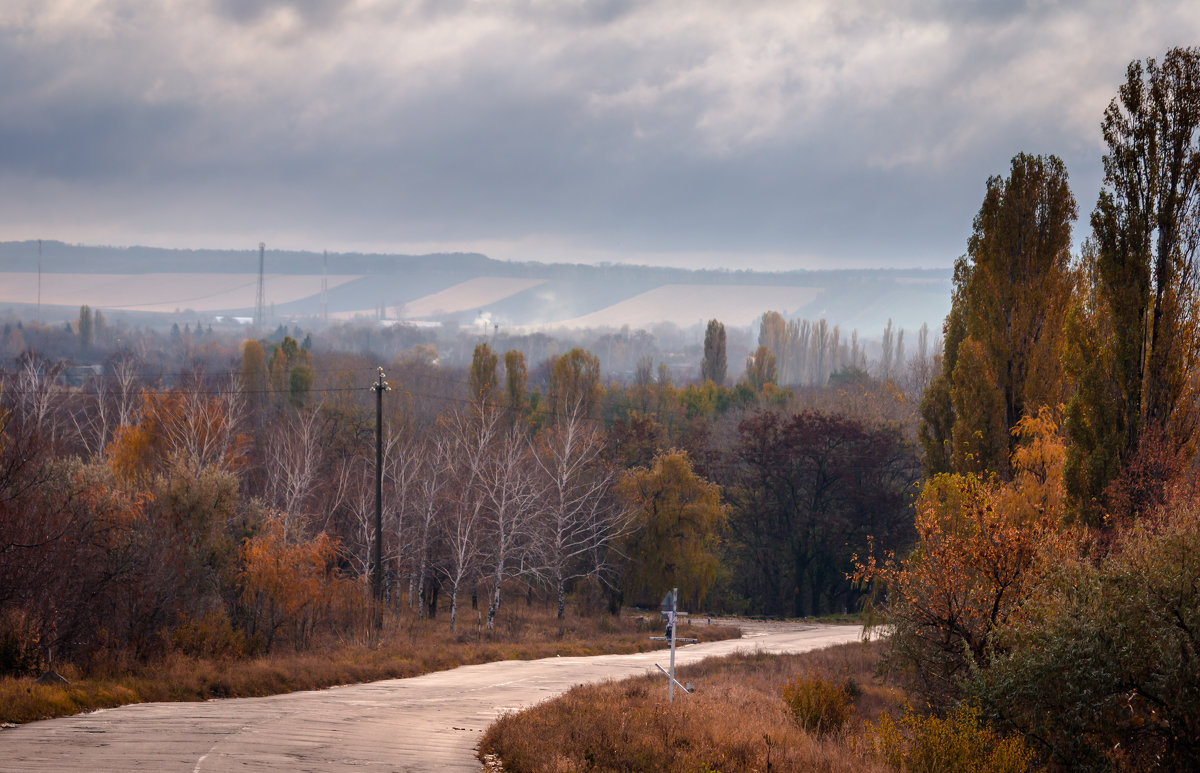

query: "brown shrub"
(782, 672), (854, 735)
(480, 640), (899, 772)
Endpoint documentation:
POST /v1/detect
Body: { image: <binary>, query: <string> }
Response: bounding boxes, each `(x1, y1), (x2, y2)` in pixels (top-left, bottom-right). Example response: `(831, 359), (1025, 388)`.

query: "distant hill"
(0, 241), (951, 335)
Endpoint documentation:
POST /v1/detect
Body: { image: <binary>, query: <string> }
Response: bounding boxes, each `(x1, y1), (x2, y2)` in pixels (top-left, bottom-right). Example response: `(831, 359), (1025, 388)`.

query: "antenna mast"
(255, 242), (266, 330)
(36, 239), (42, 324)
(321, 250), (329, 323)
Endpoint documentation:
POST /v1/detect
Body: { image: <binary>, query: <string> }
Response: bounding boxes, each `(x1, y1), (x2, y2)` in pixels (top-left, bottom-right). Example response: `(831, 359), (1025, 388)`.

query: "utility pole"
(321, 249), (328, 324)
(255, 242), (266, 331)
(370, 367), (391, 626)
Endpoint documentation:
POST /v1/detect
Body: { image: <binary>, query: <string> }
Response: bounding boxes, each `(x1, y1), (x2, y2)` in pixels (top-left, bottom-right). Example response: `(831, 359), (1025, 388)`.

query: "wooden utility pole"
(370, 367), (390, 627)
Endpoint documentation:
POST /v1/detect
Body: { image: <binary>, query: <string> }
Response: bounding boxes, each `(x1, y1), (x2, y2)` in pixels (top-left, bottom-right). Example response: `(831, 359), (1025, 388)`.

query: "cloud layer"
(1, 0), (1196, 269)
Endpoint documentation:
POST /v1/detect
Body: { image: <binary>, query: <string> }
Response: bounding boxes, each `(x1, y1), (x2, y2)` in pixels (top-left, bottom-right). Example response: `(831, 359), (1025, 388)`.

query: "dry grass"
(0, 607), (735, 726)
(480, 639), (905, 773)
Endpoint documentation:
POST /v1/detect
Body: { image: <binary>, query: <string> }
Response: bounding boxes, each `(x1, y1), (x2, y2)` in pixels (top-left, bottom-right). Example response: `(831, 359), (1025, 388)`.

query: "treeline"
(866, 47), (1200, 770)
(0, 304), (925, 675)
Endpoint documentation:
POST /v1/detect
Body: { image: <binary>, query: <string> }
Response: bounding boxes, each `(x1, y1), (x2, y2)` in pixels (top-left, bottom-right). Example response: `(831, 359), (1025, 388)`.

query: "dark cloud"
(0, 1), (1193, 268)
(208, 0), (347, 27)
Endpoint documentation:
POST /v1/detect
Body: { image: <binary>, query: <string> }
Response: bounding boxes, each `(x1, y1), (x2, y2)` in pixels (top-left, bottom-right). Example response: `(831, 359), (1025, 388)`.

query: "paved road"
(0, 623), (862, 772)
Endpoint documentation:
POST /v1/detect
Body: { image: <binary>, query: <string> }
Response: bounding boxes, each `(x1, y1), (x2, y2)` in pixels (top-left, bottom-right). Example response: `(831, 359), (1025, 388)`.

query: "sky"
(0, 0), (1197, 271)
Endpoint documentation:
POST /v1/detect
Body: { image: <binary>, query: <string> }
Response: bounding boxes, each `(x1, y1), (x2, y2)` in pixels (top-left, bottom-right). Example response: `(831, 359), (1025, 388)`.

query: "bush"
(872, 703), (1034, 772)
(0, 608), (44, 676)
(167, 609), (249, 659)
(970, 501), (1200, 770)
(781, 672), (854, 735)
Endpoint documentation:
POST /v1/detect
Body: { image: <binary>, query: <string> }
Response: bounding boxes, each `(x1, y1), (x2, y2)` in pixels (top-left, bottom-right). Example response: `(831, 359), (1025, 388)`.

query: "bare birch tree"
(534, 403), (630, 619)
(480, 420), (539, 630)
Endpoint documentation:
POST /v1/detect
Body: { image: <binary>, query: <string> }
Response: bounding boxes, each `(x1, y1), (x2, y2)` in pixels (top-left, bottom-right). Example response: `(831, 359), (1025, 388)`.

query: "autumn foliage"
(858, 410), (1074, 707)
(238, 515), (344, 650)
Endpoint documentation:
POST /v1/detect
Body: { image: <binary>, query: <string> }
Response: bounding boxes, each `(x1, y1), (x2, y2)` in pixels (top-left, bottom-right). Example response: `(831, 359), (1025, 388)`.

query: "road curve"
(0, 623), (862, 772)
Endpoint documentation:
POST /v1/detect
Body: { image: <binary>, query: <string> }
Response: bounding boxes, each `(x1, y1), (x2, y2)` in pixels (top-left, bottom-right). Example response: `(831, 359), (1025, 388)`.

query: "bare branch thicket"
(262, 403), (325, 521)
(411, 434), (452, 618)
(534, 402), (632, 619)
(11, 351), (67, 446)
(481, 418), (540, 630)
(383, 429), (422, 607)
(437, 407), (498, 632)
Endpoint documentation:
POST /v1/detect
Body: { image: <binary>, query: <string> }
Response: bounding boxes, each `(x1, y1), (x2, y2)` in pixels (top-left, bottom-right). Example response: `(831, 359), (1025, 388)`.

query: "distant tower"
(321, 250), (329, 323)
(255, 242), (266, 330)
(36, 239), (42, 324)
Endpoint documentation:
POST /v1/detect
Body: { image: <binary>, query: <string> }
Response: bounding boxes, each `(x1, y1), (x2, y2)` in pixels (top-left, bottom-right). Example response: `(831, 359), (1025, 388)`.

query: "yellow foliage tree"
(238, 515), (340, 650)
(617, 450), (726, 609)
(858, 409), (1074, 706)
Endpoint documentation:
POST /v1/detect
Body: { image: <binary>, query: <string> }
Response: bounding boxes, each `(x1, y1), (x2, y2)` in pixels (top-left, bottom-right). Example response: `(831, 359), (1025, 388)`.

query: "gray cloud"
(0, 0), (1196, 269)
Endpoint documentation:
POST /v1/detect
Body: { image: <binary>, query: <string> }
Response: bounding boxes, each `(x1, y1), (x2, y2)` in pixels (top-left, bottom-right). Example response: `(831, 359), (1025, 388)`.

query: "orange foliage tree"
(107, 388), (247, 482)
(857, 409), (1074, 706)
(238, 515), (342, 651)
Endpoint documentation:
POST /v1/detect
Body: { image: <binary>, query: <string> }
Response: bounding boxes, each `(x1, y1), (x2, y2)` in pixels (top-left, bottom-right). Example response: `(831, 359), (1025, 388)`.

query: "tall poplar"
(469, 342), (499, 406)
(1066, 47), (1200, 521)
(701, 318), (727, 384)
(919, 153), (1076, 477)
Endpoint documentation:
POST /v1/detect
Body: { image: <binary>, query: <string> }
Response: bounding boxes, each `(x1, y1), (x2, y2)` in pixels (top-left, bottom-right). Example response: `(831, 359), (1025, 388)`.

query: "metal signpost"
(650, 587), (697, 702)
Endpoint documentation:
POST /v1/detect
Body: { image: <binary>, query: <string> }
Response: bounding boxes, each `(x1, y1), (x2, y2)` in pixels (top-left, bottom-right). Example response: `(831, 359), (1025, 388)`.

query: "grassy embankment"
(482, 636), (1038, 772)
(481, 638), (899, 772)
(0, 608), (736, 726)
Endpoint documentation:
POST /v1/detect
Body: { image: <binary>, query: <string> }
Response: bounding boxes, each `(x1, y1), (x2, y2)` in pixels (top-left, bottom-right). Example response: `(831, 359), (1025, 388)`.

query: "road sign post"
(650, 587), (696, 702)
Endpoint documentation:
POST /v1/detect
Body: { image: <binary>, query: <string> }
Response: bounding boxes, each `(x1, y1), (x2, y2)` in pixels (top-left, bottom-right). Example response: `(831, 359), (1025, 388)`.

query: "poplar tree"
(240, 339), (269, 414)
(701, 319), (727, 384)
(919, 153), (1076, 478)
(1066, 47), (1200, 522)
(469, 342), (499, 406)
(504, 349), (528, 419)
(548, 348), (601, 419)
(745, 345), (777, 393)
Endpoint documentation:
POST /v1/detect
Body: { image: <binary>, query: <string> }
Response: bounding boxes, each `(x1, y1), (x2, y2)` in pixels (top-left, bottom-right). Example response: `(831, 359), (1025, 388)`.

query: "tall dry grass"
(0, 606), (734, 725)
(481, 639), (903, 773)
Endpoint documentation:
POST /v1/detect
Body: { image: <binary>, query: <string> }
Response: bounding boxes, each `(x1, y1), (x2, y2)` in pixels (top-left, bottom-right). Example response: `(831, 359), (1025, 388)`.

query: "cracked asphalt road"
(0, 623), (862, 772)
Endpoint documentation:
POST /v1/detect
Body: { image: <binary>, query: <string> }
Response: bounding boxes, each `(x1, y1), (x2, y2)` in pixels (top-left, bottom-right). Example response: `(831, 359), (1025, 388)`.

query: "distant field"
(327, 276), (548, 321)
(397, 276), (547, 318)
(0, 272), (359, 312)
(553, 284), (824, 329)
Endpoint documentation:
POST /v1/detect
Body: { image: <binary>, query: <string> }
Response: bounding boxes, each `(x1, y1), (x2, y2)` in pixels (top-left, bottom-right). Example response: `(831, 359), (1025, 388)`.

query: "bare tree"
(382, 429), (422, 607)
(263, 403), (325, 518)
(10, 351), (67, 445)
(410, 434), (452, 618)
(480, 419), (540, 630)
(159, 372), (246, 476)
(437, 408), (497, 632)
(68, 351), (146, 459)
(533, 403), (630, 619)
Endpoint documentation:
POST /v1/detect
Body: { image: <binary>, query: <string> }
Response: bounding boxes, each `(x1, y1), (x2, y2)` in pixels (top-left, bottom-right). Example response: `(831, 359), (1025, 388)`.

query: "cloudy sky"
(0, 0), (1196, 270)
